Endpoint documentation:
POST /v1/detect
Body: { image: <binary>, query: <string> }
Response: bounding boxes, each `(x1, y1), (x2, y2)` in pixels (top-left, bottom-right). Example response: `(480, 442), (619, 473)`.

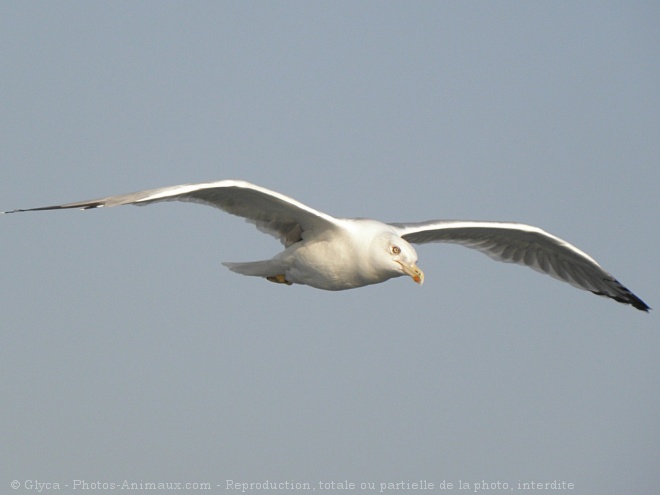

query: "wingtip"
(629, 298), (651, 312)
(591, 289), (650, 312)
(0, 203), (103, 214)
(2, 208), (35, 214)
(633, 300), (651, 313)
(621, 288), (651, 313)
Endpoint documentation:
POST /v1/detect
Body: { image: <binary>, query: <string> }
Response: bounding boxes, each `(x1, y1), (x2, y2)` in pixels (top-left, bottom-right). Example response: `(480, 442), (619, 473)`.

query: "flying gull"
(2, 179), (649, 311)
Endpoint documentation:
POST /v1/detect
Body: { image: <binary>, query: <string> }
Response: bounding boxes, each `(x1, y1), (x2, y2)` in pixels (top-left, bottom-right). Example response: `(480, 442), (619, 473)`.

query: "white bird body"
(2, 179), (649, 311)
(233, 219), (417, 290)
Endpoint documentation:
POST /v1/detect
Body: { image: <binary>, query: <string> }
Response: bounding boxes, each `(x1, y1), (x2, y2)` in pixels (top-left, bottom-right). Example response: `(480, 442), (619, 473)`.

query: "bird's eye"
(391, 245), (401, 254)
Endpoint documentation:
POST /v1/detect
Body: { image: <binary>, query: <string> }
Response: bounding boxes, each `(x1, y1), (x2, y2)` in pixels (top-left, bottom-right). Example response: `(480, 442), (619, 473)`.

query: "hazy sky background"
(1, 2), (658, 494)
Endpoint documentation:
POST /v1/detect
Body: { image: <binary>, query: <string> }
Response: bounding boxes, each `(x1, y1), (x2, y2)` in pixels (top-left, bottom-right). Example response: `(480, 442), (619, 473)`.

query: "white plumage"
(3, 179), (649, 311)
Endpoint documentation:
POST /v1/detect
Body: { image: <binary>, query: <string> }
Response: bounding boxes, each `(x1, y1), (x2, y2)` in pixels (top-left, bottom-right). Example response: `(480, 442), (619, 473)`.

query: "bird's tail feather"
(222, 260), (285, 277)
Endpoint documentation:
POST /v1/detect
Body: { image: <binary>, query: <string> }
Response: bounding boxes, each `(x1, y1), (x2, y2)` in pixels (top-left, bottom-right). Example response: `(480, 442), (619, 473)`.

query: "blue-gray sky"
(1, 2), (658, 494)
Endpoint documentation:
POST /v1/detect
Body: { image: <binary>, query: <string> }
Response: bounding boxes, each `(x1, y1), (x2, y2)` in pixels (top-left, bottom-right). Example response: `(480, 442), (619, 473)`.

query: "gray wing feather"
(3, 180), (339, 247)
(391, 220), (649, 311)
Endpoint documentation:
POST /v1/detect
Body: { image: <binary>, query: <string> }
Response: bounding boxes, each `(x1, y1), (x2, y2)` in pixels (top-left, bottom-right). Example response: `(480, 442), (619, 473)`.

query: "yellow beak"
(398, 261), (424, 285)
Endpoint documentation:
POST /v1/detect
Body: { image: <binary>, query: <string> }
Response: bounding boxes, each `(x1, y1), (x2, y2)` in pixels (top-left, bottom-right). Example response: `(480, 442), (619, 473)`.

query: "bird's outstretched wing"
(2, 180), (340, 246)
(390, 220), (649, 311)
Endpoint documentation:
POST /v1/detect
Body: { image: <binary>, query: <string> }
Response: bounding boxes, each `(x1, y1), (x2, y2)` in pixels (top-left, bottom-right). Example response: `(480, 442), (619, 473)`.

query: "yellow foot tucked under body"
(266, 274), (293, 285)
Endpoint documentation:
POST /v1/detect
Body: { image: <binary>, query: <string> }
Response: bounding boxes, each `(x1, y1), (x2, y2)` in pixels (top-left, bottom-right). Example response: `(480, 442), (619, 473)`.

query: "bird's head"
(376, 233), (424, 285)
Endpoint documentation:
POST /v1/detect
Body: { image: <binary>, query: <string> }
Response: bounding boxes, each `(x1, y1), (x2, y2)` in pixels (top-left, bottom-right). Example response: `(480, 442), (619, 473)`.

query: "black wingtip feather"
(590, 289), (650, 312)
(3, 202), (103, 214)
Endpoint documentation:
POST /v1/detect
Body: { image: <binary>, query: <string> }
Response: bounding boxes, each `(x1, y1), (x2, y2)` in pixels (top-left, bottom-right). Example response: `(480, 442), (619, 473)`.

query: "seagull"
(2, 179), (649, 311)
